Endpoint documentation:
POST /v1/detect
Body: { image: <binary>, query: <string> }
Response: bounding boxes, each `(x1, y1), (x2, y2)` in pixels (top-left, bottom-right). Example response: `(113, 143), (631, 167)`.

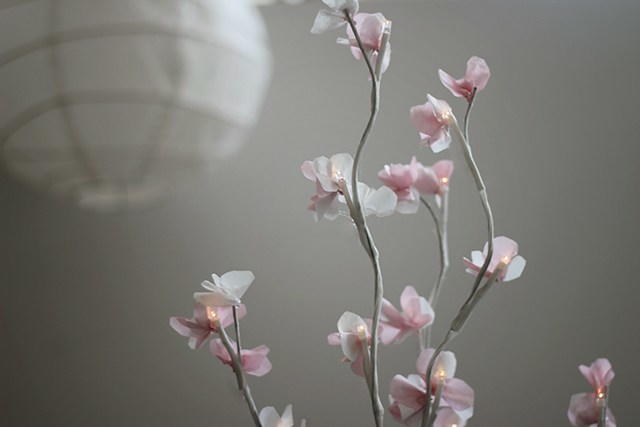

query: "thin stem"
(232, 307), (242, 362)
(463, 89), (476, 140)
(597, 388), (609, 427)
(420, 270), (502, 427)
(217, 323), (261, 427)
(451, 115), (495, 300)
(425, 379), (445, 427)
(420, 196), (449, 350)
(343, 11), (390, 427)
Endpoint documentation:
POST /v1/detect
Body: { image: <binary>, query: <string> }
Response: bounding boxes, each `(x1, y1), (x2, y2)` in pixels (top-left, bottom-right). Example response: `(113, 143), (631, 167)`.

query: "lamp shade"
(0, 0), (271, 210)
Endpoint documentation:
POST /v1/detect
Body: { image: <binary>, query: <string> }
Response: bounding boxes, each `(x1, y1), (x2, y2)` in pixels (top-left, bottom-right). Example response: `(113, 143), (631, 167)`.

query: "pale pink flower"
(194, 270), (255, 307)
(259, 405), (306, 427)
(327, 312), (396, 376)
(302, 153), (397, 220)
(410, 95), (454, 153)
(169, 304), (246, 350)
(579, 358), (615, 391)
(377, 157), (421, 214)
(438, 56), (491, 101)
(463, 236), (526, 282)
(381, 286), (434, 343)
(210, 338), (272, 377)
(337, 12), (391, 74)
(310, 0), (359, 34)
(388, 370), (473, 427)
(568, 358), (616, 427)
(414, 160), (454, 198)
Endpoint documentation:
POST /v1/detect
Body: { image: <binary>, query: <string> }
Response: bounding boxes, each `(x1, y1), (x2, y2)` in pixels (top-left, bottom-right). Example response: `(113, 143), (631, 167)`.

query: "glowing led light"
(356, 324), (368, 339)
(451, 424), (458, 427)
(437, 369), (446, 380)
(501, 255), (511, 264)
(440, 177), (449, 185)
(206, 307), (219, 324)
(597, 388), (606, 400)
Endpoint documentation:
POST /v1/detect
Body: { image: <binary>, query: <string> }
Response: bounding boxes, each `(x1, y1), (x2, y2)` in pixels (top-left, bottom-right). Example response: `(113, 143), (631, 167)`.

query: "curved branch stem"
(217, 323), (261, 427)
(343, 11), (390, 427)
(420, 195), (449, 350)
(420, 269), (502, 427)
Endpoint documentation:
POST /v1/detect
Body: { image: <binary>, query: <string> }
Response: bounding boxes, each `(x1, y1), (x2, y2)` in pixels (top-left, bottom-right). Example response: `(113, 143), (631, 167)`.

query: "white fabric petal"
(200, 280), (218, 291)
(470, 250), (484, 266)
(310, 9), (346, 34)
(259, 407), (281, 427)
(282, 404), (294, 426)
(337, 311), (365, 334)
(323, 0), (359, 14)
(429, 129), (452, 153)
(364, 186), (398, 217)
(396, 198), (420, 214)
(503, 255), (526, 281)
(193, 291), (239, 307)
(434, 351), (457, 379)
(220, 270), (255, 299)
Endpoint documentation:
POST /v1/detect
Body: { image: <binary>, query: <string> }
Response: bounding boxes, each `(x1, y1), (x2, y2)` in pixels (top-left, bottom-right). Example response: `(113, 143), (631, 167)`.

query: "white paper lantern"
(0, 0), (271, 210)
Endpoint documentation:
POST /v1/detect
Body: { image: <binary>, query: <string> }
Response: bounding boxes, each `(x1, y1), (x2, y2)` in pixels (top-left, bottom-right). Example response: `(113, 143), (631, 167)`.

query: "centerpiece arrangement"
(169, 1), (616, 426)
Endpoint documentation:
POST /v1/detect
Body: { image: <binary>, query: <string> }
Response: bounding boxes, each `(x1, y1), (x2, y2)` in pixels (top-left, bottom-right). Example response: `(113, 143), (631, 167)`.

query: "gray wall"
(3, 0), (639, 426)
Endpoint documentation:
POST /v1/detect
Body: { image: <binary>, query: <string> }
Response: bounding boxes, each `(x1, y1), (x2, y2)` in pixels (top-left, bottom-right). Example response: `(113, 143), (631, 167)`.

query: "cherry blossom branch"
(420, 195), (449, 350)
(343, 11), (390, 427)
(216, 321), (262, 427)
(451, 111), (495, 300)
(232, 306), (243, 375)
(420, 266), (504, 427)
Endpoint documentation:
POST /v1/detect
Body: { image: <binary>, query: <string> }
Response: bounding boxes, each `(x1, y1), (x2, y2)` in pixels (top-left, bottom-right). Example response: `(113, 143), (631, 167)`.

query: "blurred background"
(2, 0), (639, 426)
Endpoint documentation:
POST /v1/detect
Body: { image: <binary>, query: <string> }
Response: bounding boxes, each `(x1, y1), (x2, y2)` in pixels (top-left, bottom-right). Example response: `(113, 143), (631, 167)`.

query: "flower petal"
(503, 255), (526, 281)
(219, 270), (255, 300)
(441, 377), (474, 412)
(310, 9), (346, 34)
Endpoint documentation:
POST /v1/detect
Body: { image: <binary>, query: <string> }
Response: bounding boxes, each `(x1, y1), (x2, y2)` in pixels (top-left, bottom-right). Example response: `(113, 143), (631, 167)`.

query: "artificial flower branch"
(215, 314), (262, 426)
(420, 265), (504, 427)
(343, 10), (392, 427)
(420, 195), (450, 350)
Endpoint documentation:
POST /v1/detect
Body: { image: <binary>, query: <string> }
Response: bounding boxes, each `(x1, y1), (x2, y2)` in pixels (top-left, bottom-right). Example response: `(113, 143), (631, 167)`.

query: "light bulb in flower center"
(356, 324), (367, 339)
(206, 306), (219, 324)
(436, 369), (446, 381)
(501, 255), (511, 264)
(597, 388), (606, 400)
(451, 424), (458, 427)
(440, 177), (449, 185)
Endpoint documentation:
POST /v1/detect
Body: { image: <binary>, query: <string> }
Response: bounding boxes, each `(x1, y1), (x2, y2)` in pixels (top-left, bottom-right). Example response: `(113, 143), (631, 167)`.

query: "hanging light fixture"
(0, 0), (271, 210)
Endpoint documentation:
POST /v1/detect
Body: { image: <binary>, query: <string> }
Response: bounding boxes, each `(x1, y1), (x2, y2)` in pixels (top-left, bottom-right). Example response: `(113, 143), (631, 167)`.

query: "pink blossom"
(210, 338), (272, 377)
(388, 371), (473, 427)
(416, 348), (474, 417)
(169, 304), (246, 350)
(377, 157), (421, 214)
(463, 236), (526, 282)
(568, 358), (616, 427)
(410, 95), (454, 153)
(302, 153), (397, 220)
(381, 286), (434, 343)
(438, 56), (491, 101)
(568, 393), (616, 427)
(301, 153), (353, 221)
(579, 358), (615, 391)
(414, 160), (454, 197)
(337, 12), (391, 74)
(327, 312), (396, 376)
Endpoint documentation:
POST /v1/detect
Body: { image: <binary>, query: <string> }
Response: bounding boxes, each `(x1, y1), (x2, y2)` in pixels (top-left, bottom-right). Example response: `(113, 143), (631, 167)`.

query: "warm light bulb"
(440, 177), (449, 185)
(206, 307), (219, 324)
(451, 424), (458, 427)
(501, 255), (511, 264)
(356, 324), (367, 339)
(436, 369), (446, 381)
(597, 388), (606, 400)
